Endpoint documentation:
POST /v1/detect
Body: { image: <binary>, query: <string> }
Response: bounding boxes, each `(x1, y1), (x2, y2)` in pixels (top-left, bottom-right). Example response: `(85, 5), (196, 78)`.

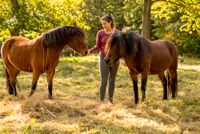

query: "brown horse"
(105, 31), (178, 104)
(1, 26), (88, 99)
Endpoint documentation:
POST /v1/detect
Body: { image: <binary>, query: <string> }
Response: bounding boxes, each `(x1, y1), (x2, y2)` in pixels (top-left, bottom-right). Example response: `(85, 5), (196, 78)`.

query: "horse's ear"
(124, 32), (133, 47)
(122, 32), (127, 39)
(73, 22), (77, 27)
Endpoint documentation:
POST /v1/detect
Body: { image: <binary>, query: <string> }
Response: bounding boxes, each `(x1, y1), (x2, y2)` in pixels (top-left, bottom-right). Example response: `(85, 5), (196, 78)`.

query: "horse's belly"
(150, 64), (169, 74)
(150, 55), (172, 74)
(150, 69), (164, 74)
(10, 59), (33, 72)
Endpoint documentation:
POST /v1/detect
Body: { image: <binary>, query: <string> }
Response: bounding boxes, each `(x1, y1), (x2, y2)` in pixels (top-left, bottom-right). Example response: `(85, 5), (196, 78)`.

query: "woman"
(88, 15), (120, 103)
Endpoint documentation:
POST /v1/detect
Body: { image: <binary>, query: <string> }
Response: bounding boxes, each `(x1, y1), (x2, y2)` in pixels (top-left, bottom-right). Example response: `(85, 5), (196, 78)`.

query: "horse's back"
(151, 40), (177, 59)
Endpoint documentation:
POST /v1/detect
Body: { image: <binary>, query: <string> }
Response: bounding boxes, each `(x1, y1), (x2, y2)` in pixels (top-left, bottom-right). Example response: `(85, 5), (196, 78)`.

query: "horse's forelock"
(109, 32), (125, 47)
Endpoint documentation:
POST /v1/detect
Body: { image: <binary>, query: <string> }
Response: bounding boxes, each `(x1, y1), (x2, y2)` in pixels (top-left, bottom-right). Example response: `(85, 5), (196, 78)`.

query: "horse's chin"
(106, 60), (115, 67)
(114, 58), (120, 63)
(81, 53), (87, 56)
(80, 50), (88, 56)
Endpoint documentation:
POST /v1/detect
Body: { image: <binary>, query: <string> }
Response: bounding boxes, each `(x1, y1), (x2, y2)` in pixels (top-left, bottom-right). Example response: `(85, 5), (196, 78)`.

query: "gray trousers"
(99, 55), (119, 100)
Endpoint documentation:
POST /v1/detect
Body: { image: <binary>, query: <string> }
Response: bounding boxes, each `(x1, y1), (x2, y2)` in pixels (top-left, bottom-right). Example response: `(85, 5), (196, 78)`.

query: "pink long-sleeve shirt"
(90, 29), (120, 57)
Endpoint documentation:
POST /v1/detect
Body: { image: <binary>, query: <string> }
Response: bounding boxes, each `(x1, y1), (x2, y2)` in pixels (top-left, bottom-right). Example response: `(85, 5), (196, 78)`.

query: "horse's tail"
(167, 71), (171, 95)
(174, 70), (178, 97)
(4, 67), (13, 94)
(167, 69), (178, 98)
(1, 38), (15, 60)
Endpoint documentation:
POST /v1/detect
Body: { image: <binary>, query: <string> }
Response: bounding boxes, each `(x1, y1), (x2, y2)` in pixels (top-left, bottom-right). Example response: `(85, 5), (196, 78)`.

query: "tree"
(152, 0), (200, 36)
(123, 0), (142, 33)
(0, 0), (89, 41)
(84, 0), (125, 47)
(10, 0), (20, 36)
(142, 0), (151, 39)
(151, 0), (200, 56)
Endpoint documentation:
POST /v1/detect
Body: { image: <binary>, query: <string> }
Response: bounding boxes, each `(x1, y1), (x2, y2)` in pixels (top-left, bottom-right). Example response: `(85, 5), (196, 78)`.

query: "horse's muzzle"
(84, 50), (88, 55)
(82, 50), (88, 56)
(104, 58), (110, 64)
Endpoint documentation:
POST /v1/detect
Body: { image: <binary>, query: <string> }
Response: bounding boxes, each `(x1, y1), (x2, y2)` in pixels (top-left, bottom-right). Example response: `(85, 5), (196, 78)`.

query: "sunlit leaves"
(152, 0), (200, 36)
(0, 0), (89, 41)
(123, 0), (142, 33)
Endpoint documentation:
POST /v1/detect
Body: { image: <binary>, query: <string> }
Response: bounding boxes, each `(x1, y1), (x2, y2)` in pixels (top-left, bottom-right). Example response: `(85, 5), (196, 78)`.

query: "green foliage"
(0, 0), (89, 41)
(152, 0), (200, 36)
(0, 56), (200, 133)
(178, 35), (200, 57)
(151, 0), (200, 56)
(123, 0), (142, 33)
(0, 0), (200, 57)
(84, 0), (126, 48)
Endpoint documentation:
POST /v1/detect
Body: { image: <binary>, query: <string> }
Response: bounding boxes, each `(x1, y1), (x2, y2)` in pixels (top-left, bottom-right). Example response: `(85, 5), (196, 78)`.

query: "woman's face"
(100, 19), (112, 30)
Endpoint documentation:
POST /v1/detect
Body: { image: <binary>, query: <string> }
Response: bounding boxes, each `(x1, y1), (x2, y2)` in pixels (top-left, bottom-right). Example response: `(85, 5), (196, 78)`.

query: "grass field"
(0, 55), (199, 134)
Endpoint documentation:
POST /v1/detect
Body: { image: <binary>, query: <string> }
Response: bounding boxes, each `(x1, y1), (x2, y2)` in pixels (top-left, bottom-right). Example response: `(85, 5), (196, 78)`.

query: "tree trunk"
(142, 0), (151, 39)
(10, 0), (20, 36)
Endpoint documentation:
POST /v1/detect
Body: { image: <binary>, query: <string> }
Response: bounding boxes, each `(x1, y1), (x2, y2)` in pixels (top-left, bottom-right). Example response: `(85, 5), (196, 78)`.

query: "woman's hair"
(100, 15), (115, 28)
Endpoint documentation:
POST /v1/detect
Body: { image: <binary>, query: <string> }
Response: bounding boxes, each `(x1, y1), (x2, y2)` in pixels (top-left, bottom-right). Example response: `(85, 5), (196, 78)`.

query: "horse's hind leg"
(4, 64), (20, 96)
(141, 72), (148, 101)
(46, 69), (56, 99)
(168, 68), (178, 99)
(158, 72), (168, 100)
(28, 72), (40, 97)
(10, 70), (20, 96)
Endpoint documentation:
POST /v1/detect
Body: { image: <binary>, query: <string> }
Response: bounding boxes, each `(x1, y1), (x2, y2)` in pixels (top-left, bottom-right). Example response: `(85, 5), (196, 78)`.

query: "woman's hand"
(88, 49), (92, 55)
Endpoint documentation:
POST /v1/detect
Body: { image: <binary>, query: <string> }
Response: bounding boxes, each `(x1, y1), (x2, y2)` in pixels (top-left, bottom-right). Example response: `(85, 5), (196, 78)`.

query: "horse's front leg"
(158, 72), (167, 100)
(129, 71), (138, 104)
(141, 72), (148, 101)
(28, 72), (40, 97)
(46, 69), (55, 99)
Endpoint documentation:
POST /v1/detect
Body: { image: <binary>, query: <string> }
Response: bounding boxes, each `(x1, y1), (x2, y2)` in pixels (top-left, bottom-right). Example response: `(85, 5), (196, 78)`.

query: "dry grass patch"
(0, 56), (200, 133)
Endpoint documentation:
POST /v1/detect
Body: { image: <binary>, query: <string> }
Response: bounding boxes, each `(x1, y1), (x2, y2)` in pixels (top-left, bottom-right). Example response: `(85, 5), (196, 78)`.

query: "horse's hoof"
(172, 97), (177, 100)
(28, 90), (35, 97)
(163, 97), (168, 100)
(48, 95), (53, 99)
(9, 92), (13, 95)
(135, 101), (139, 104)
(142, 98), (146, 102)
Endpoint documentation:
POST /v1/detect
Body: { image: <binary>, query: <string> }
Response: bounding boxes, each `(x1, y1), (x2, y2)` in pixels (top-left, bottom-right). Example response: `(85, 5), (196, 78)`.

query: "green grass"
(0, 55), (200, 133)
(179, 55), (200, 65)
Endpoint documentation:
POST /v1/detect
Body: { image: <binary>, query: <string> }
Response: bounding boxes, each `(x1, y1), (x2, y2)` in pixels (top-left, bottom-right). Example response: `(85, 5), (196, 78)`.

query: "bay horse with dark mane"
(105, 31), (178, 104)
(1, 26), (88, 99)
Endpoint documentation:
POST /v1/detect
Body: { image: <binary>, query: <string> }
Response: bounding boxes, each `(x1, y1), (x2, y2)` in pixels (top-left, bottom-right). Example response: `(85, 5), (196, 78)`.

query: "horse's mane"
(107, 31), (150, 60)
(123, 32), (150, 59)
(42, 26), (85, 47)
(105, 31), (126, 53)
